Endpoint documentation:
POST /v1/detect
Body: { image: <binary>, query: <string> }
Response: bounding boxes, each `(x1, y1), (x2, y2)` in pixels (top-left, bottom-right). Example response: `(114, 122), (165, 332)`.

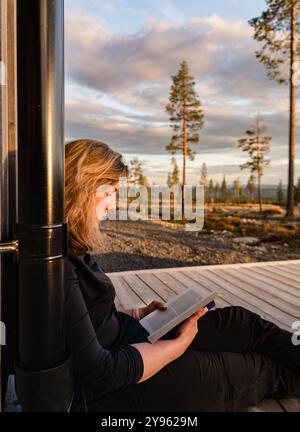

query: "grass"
(202, 215), (300, 239)
(165, 203), (300, 241)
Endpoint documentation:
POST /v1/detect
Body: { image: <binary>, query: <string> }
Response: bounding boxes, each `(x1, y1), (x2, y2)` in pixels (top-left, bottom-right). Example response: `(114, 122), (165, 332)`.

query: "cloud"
(65, 10), (299, 184)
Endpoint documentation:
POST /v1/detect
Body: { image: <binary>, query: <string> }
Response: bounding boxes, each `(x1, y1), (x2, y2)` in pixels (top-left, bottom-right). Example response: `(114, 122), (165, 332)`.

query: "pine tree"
(200, 163), (208, 186)
(237, 114), (271, 213)
(247, 175), (255, 203)
(208, 179), (214, 204)
(249, 0), (300, 217)
(200, 162), (208, 203)
(239, 185), (244, 203)
(166, 60), (204, 213)
(233, 178), (242, 204)
(277, 180), (285, 205)
(214, 182), (220, 203)
(221, 175), (227, 203)
(167, 157), (179, 188)
(294, 177), (300, 205)
(129, 157), (148, 187)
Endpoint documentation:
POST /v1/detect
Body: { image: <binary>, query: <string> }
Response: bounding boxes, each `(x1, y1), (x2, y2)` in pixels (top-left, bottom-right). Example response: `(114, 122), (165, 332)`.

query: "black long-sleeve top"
(64, 249), (144, 400)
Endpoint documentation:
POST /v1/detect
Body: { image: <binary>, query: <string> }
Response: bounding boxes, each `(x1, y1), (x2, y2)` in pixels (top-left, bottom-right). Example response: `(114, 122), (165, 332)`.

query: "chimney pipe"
(15, 0), (73, 411)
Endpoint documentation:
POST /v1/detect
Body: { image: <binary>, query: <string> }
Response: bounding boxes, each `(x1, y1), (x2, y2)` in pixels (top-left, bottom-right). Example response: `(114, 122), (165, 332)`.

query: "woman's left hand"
(138, 300), (167, 320)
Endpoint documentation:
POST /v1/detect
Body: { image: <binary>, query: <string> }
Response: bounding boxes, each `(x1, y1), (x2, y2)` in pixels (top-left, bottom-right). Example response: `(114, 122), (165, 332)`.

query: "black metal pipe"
(15, 0), (73, 411)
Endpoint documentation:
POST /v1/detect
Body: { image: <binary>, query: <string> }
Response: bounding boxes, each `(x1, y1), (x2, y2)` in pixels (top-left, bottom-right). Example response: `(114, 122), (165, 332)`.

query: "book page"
(140, 287), (210, 334)
(170, 289), (202, 314)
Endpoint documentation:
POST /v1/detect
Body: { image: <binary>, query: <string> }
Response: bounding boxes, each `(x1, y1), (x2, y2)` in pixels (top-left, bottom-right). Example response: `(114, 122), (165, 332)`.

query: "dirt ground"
(94, 218), (300, 273)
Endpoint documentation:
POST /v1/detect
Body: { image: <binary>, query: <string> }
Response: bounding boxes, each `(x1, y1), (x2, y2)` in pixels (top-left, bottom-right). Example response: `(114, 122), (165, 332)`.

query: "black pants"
(88, 306), (300, 412)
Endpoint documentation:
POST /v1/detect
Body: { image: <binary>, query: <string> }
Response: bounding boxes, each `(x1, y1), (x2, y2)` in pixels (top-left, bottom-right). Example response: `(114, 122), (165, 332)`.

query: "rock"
(233, 237), (260, 246)
(283, 222), (298, 229)
(255, 246), (267, 253)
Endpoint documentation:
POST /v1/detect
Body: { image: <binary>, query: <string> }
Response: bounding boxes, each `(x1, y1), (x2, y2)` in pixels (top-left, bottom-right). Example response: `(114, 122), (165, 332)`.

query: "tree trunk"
(182, 101), (187, 218)
(286, 1), (296, 218)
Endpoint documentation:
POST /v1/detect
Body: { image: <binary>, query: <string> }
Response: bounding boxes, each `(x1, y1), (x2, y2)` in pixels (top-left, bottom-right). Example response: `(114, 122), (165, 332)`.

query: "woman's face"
(95, 182), (119, 221)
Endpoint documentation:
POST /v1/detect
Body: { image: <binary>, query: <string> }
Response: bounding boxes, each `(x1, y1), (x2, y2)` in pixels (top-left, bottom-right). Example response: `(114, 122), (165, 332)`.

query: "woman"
(64, 139), (300, 412)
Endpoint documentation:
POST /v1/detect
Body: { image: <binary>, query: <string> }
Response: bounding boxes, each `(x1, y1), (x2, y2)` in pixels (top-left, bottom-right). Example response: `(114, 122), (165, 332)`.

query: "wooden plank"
(153, 271), (188, 295)
(270, 264), (300, 279)
(224, 269), (300, 318)
(252, 266), (300, 293)
(190, 268), (294, 328)
(209, 268), (298, 327)
(228, 268), (300, 302)
(135, 272), (177, 301)
(185, 269), (292, 330)
(122, 272), (165, 304)
(165, 270), (231, 309)
(285, 263), (300, 276)
(246, 399), (284, 412)
(279, 398), (300, 412)
(109, 275), (146, 309)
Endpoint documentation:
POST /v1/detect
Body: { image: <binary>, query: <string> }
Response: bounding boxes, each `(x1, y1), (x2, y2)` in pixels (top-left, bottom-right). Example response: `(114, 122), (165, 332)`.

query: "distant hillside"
(228, 185), (285, 200)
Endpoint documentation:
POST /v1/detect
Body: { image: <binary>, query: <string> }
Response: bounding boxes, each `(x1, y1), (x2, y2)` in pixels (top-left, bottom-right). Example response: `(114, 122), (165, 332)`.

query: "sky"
(65, 0), (300, 187)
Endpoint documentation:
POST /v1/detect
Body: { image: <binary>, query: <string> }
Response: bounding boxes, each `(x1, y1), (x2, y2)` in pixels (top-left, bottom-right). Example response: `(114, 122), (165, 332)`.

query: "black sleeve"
(64, 259), (144, 398)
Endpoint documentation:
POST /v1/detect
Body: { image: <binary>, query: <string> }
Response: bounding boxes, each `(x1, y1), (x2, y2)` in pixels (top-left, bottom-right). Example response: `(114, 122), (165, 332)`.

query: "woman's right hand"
(175, 307), (208, 353)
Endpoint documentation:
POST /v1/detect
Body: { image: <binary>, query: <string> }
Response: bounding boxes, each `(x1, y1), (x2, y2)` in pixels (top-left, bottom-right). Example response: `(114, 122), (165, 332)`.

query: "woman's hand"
(137, 300), (167, 320)
(175, 307), (208, 353)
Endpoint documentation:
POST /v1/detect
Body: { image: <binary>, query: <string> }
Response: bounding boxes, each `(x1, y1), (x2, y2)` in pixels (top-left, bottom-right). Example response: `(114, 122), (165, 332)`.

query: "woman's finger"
(192, 307), (208, 319)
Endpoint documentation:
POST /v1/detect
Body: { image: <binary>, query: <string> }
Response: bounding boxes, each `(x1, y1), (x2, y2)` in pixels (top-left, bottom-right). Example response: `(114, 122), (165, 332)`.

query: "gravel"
(94, 220), (300, 273)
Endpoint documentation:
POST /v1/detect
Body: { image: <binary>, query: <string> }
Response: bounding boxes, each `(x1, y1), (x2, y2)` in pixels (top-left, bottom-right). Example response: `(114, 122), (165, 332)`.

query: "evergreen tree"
(277, 180), (285, 205)
(214, 182), (220, 203)
(294, 177), (300, 205)
(200, 162), (208, 203)
(237, 114), (271, 213)
(166, 60), (204, 212)
(129, 157), (148, 186)
(221, 175), (227, 202)
(233, 178), (242, 204)
(249, 0), (300, 217)
(167, 157), (179, 188)
(247, 175), (255, 203)
(200, 163), (208, 187)
(208, 179), (214, 204)
(239, 185), (244, 203)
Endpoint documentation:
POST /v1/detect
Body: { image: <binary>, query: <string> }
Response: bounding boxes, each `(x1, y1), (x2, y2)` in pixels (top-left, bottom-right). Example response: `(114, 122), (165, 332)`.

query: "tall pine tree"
(166, 60), (204, 213)
(249, 0), (300, 217)
(238, 114), (271, 213)
(167, 157), (179, 188)
(294, 177), (300, 205)
(129, 157), (148, 187)
(247, 175), (255, 203)
(214, 182), (220, 203)
(208, 179), (214, 204)
(233, 178), (242, 204)
(277, 180), (285, 205)
(221, 175), (227, 202)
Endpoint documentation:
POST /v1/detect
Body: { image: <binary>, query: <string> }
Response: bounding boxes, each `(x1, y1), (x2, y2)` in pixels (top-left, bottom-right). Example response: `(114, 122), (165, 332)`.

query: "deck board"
(108, 259), (300, 412)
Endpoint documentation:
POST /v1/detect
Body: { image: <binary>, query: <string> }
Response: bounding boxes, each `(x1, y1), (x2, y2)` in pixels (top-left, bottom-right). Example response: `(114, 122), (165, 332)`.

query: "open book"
(139, 287), (218, 344)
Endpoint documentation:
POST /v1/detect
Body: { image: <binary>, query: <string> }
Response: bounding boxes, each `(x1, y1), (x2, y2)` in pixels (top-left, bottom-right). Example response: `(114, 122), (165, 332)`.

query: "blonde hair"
(65, 139), (128, 255)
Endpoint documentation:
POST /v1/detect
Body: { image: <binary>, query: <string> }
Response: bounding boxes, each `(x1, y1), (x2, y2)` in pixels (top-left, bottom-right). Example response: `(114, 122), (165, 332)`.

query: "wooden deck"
(108, 259), (300, 412)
